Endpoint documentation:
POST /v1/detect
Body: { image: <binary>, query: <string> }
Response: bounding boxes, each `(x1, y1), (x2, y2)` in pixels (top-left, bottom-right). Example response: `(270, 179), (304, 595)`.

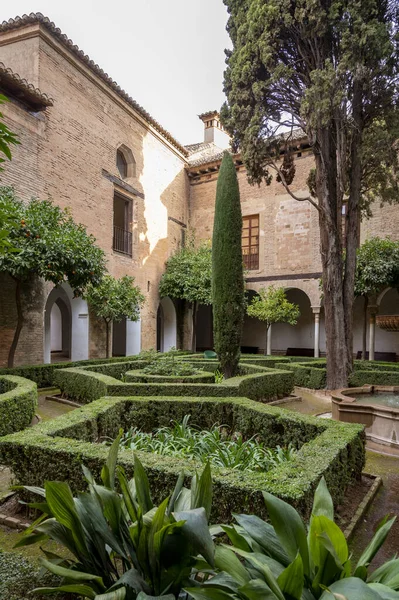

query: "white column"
(312, 307), (321, 358)
(369, 306), (378, 362)
(126, 318), (141, 355)
(267, 325), (272, 355)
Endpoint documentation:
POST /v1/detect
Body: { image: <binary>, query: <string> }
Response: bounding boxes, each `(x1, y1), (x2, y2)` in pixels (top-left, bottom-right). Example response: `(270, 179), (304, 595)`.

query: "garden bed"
(0, 394), (365, 521)
(0, 376), (37, 436)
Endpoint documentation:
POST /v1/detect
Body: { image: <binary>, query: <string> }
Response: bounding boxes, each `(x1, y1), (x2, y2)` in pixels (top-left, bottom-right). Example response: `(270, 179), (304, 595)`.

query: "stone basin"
(332, 385), (399, 450)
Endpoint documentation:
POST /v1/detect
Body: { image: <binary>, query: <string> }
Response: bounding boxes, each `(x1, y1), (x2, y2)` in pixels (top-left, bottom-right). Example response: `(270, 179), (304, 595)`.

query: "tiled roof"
(0, 61), (53, 109)
(0, 13), (188, 157)
(186, 142), (230, 167)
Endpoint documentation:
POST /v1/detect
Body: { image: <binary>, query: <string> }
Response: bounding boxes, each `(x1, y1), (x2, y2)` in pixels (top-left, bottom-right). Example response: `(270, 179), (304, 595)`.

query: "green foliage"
(142, 356), (201, 377)
(16, 440), (214, 599)
(0, 187), (107, 366)
(275, 361), (327, 390)
(212, 152), (245, 378)
(0, 393), (364, 521)
(355, 237), (399, 298)
(86, 275), (144, 323)
(0, 94), (19, 171)
(159, 239), (212, 306)
(187, 478), (399, 600)
(221, 0), (399, 389)
(54, 360), (295, 404)
(0, 375), (37, 436)
(247, 286), (300, 329)
(0, 188), (106, 292)
(119, 414), (297, 473)
(349, 369), (399, 388)
(86, 275), (145, 357)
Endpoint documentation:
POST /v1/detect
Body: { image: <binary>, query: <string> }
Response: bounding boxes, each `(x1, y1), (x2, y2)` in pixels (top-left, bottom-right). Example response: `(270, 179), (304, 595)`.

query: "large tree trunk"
(315, 126), (351, 389)
(191, 301), (198, 353)
(8, 277), (23, 368)
(362, 296), (369, 360)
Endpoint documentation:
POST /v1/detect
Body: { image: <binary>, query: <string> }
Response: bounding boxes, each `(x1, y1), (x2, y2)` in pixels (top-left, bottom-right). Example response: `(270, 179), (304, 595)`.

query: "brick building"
(0, 13), (397, 366)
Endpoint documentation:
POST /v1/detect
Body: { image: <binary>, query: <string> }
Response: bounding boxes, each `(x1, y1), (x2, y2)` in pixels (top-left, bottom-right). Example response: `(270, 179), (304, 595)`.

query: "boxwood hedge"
(349, 369), (399, 387)
(0, 394), (364, 521)
(0, 376), (37, 436)
(275, 361), (327, 389)
(54, 362), (295, 404)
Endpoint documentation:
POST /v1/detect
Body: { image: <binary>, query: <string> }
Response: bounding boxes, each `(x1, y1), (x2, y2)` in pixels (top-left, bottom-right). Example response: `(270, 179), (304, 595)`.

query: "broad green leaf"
(95, 588), (126, 600)
(223, 547), (284, 600)
(134, 454), (153, 513)
(356, 517), (396, 572)
(214, 545), (250, 585)
(117, 466), (139, 523)
(93, 485), (122, 534)
(173, 486), (191, 512)
(277, 552), (304, 600)
(191, 462), (212, 520)
(101, 431), (121, 489)
(368, 583), (399, 599)
(108, 569), (150, 594)
(136, 594), (175, 600)
(38, 556), (105, 587)
(44, 481), (87, 556)
(233, 513), (290, 565)
(203, 572), (241, 593)
(167, 470), (185, 516)
(227, 546), (285, 580)
(311, 478), (334, 521)
(13, 532), (48, 548)
(184, 588), (235, 600)
(32, 584), (96, 598)
(263, 491), (309, 575)
(309, 516), (348, 567)
(174, 507), (215, 566)
(319, 578), (383, 599)
(368, 558), (399, 589)
(238, 578), (280, 600)
(221, 524), (252, 552)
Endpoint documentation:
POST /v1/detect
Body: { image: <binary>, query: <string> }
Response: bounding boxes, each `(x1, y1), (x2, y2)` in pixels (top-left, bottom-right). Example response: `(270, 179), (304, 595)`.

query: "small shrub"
(119, 414), (297, 473)
(143, 355), (202, 377)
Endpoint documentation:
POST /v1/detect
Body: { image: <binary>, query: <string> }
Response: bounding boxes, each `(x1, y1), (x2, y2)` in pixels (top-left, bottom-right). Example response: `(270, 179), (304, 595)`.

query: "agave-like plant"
(15, 433), (214, 599)
(186, 478), (399, 600)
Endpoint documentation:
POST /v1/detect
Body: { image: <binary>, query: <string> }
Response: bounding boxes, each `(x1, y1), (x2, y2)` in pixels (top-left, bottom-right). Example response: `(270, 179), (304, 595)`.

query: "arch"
(112, 313), (142, 357)
(44, 283), (89, 363)
(44, 286), (72, 363)
(157, 297), (177, 352)
(116, 144), (136, 179)
(377, 286), (395, 307)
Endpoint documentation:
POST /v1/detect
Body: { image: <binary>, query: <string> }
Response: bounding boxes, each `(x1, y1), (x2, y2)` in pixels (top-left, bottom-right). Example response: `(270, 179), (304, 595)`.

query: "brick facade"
(0, 14), (398, 366)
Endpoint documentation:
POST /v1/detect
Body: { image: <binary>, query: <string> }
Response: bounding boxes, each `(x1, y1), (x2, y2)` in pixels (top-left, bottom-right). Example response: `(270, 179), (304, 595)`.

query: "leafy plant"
(186, 477), (399, 600)
(0, 188), (106, 366)
(247, 286), (300, 355)
(142, 355), (201, 377)
(0, 94), (19, 172)
(86, 275), (145, 358)
(159, 239), (212, 352)
(15, 434), (214, 599)
(119, 415), (296, 473)
(214, 370), (224, 384)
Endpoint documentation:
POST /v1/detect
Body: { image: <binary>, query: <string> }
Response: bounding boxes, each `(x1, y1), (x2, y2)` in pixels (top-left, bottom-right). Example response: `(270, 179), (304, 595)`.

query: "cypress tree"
(212, 151), (244, 378)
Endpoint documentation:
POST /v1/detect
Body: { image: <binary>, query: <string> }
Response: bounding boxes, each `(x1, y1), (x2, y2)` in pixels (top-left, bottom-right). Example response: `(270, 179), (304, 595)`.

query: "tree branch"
(269, 160), (321, 212)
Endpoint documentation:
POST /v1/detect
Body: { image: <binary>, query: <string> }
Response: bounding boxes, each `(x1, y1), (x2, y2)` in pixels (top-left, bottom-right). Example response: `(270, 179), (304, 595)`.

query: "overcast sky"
(0, 1), (231, 145)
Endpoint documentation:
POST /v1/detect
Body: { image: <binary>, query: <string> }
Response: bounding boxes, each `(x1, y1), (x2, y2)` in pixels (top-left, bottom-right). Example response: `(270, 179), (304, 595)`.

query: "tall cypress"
(212, 152), (245, 378)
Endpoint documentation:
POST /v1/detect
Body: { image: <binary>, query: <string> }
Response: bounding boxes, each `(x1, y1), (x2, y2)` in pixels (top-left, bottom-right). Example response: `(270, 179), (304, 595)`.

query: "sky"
(0, 1), (231, 145)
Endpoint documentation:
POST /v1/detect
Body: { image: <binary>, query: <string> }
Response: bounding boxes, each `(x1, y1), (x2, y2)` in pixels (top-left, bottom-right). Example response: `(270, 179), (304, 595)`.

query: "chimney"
(199, 111), (231, 149)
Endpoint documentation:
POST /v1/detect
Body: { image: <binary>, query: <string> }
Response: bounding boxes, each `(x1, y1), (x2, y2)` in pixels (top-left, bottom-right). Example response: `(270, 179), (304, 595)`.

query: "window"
(113, 193), (132, 256)
(116, 145), (136, 179)
(116, 149), (128, 179)
(242, 214), (259, 270)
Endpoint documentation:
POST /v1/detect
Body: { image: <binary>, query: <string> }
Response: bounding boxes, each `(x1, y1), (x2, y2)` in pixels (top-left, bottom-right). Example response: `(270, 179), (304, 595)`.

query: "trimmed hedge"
(275, 361), (327, 389)
(54, 362), (295, 404)
(0, 355), (147, 388)
(0, 376), (37, 436)
(125, 370), (215, 384)
(349, 369), (399, 387)
(0, 394), (365, 521)
(353, 360), (399, 372)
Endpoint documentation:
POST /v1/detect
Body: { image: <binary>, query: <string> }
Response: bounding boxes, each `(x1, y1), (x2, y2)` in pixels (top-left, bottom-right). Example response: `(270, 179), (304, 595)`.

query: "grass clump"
(119, 414), (296, 472)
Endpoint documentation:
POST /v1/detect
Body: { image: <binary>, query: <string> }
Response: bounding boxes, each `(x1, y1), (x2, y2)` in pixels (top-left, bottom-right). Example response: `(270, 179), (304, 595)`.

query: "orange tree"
(0, 187), (106, 367)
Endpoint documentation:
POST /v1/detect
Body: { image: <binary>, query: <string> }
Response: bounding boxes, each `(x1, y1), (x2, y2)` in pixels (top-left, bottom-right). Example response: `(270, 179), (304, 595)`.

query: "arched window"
(117, 149), (128, 179)
(116, 145), (136, 179)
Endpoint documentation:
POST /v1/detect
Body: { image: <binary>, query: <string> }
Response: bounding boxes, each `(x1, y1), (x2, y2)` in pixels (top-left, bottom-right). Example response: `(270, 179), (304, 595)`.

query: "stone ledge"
(344, 473), (382, 541)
